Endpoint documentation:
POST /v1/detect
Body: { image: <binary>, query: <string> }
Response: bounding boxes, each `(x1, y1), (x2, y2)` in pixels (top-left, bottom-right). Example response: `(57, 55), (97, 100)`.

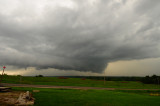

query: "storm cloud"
(0, 0), (160, 73)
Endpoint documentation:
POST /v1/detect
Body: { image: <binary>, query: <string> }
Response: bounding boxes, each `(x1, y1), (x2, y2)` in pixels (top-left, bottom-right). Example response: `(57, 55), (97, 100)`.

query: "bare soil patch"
(0, 91), (24, 106)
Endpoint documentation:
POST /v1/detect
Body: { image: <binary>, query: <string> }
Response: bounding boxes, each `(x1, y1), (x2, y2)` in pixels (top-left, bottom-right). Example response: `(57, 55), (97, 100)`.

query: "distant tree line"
(85, 76), (143, 81)
(35, 75), (44, 77)
(85, 75), (160, 85)
(141, 75), (160, 85)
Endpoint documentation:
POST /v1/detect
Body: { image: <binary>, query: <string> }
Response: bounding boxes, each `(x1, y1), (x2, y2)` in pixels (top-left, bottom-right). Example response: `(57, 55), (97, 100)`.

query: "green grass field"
(2, 75), (160, 89)
(1, 75), (160, 106)
(12, 87), (160, 106)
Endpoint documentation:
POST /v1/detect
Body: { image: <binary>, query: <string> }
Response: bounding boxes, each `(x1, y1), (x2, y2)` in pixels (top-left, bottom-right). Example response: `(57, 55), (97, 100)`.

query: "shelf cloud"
(0, 0), (160, 73)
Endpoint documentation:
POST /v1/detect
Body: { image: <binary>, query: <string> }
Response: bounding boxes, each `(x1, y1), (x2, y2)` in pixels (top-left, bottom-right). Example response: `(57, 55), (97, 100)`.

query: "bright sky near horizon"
(0, 0), (160, 76)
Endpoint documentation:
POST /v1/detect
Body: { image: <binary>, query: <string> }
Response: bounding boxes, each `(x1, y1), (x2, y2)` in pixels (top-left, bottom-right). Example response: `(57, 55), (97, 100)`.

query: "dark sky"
(0, 0), (160, 76)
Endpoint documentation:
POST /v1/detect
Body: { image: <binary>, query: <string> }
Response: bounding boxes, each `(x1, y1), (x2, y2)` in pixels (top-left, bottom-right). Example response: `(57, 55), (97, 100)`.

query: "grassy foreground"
(13, 87), (160, 106)
(3, 76), (160, 106)
(2, 75), (160, 89)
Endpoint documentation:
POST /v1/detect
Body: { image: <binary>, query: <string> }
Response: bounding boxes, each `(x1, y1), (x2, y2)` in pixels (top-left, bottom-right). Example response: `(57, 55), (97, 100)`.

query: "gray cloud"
(0, 0), (160, 73)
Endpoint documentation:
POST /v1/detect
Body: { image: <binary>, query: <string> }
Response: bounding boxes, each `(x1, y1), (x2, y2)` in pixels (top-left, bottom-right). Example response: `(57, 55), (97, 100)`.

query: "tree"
(35, 75), (44, 77)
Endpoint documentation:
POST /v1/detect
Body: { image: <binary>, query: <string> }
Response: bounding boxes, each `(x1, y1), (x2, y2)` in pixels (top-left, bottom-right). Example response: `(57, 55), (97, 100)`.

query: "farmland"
(2, 75), (160, 89)
(12, 87), (160, 106)
(1, 75), (160, 106)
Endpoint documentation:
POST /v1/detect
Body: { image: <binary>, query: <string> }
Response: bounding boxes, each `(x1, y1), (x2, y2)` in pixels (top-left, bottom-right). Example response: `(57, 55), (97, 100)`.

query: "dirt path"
(1, 83), (160, 91)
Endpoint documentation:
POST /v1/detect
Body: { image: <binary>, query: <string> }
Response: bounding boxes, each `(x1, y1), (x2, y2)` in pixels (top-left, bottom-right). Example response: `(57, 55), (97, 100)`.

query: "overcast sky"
(0, 0), (160, 76)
